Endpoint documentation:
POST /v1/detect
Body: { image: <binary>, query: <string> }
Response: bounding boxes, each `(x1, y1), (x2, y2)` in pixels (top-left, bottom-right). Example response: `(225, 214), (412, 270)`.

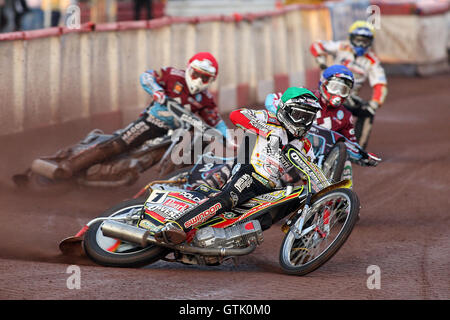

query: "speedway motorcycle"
(128, 123), (381, 198)
(12, 99), (227, 191)
(61, 149), (361, 276)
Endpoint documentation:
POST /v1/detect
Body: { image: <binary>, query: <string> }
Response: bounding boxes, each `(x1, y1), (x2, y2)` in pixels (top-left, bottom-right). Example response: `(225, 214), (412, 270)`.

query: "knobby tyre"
(83, 198), (169, 268)
(279, 188), (360, 276)
(322, 141), (347, 183)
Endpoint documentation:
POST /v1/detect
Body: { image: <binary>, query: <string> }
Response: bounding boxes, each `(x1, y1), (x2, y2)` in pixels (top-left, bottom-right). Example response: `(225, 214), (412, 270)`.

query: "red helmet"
(185, 52), (218, 95)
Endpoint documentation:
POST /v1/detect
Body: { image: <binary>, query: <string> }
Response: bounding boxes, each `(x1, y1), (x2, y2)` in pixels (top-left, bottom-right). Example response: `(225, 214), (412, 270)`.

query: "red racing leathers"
(312, 90), (357, 143)
(140, 67), (227, 134)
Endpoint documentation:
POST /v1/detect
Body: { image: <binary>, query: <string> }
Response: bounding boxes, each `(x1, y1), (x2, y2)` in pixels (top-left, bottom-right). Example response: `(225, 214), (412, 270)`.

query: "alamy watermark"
(65, 5), (81, 30)
(169, 127), (252, 166)
(366, 265), (381, 289)
(66, 265), (81, 289)
(366, 5), (381, 30)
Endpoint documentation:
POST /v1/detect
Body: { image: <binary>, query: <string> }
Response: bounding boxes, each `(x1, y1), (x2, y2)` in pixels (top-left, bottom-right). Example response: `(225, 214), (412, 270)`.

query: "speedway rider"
(265, 65), (376, 185)
(49, 52), (229, 179)
(310, 20), (388, 149)
(154, 87), (329, 245)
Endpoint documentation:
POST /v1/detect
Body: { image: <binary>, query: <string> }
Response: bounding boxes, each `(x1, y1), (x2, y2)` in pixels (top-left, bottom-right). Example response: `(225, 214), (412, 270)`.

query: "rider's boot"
(154, 222), (187, 245)
(64, 136), (126, 178)
(51, 136), (127, 179)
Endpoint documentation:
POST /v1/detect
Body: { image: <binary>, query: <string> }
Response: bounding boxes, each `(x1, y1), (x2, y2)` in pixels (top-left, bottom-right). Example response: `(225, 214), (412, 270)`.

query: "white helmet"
(185, 52), (218, 95)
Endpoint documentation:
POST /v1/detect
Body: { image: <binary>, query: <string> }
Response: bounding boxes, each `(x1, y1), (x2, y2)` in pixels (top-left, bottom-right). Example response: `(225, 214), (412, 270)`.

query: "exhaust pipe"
(101, 220), (257, 257)
(31, 159), (66, 180)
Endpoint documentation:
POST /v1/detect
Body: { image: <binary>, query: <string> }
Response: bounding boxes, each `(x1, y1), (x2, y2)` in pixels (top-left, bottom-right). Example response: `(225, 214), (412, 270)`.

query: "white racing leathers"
(177, 108), (331, 232)
(311, 40), (388, 148)
(230, 109), (330, 191)
(311, 40), (388, 102)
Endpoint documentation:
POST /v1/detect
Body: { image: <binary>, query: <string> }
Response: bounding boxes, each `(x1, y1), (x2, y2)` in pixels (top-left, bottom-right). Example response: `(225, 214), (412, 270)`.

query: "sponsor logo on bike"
(146, 114), (169, 129)
(179, 192), (203, 203)
(184, 202), (222, 228)
(122, 121), (150, 145)
(288, 149), (328, 191)
(147, 205), (184, 220)
(163, 198), (190, 212)
(289, 149), (302, 164)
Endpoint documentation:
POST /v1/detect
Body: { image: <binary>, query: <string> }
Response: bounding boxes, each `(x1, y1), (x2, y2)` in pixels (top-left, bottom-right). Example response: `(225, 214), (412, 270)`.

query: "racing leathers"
(266, 91), (357, 142)
(310, 40), (388, 148)
(139, 67), (228, 137)
(173, 108), (330, 234)
(265, 91), (359, 184)
(48, 66), (228, 179)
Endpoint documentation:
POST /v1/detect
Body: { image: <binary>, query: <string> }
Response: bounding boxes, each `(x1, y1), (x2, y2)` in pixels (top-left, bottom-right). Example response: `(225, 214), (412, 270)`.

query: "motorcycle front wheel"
(321, 141), (347, 183)
(83, 198), (169, 268)
(279, 188), (359, 276)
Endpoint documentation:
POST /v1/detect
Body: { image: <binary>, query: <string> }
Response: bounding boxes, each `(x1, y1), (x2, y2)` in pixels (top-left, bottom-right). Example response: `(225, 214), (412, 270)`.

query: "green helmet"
(276, 87), (321, 138)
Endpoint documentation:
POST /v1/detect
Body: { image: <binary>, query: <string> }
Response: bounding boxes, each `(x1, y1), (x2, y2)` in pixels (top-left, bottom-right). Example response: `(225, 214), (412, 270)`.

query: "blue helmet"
(320, 65), (354, 86)
(319, 65), (354, 107)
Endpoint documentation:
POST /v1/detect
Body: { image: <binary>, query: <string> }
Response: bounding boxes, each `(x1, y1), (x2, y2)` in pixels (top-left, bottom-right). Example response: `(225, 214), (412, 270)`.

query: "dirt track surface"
(0, 74), (449, 300)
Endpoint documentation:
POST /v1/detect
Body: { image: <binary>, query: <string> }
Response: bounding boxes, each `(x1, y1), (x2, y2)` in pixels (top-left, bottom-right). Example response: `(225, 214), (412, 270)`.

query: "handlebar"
(165, 99), (225, 141)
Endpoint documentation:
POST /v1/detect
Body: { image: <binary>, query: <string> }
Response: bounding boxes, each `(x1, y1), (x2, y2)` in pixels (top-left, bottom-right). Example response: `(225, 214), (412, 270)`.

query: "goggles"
(325, 79), (352, 97)
(351, 35), (373, 48)
(287, 105), (316, 125)
(190, 68), (214, 84)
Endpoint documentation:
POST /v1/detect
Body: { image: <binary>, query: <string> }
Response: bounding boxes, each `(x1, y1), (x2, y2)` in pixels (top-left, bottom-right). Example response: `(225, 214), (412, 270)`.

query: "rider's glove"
(359, 153), (379, 167)
(362, 100), (379, 117)
(152, 91), (167, 105)
(315, 56), (327, 70)
(281, 166), (303, 185)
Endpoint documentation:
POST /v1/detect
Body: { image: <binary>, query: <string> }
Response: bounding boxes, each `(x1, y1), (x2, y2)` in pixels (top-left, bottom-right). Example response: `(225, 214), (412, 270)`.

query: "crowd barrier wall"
(0, 5), (332, 136)
(0, 1), (448, 137)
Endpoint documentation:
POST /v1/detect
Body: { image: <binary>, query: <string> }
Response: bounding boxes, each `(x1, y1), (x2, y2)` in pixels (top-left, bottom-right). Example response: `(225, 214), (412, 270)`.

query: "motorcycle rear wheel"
(83, 198), (169, 268)
(322, 141), (347, 183)
(279, 188), (359, 276)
